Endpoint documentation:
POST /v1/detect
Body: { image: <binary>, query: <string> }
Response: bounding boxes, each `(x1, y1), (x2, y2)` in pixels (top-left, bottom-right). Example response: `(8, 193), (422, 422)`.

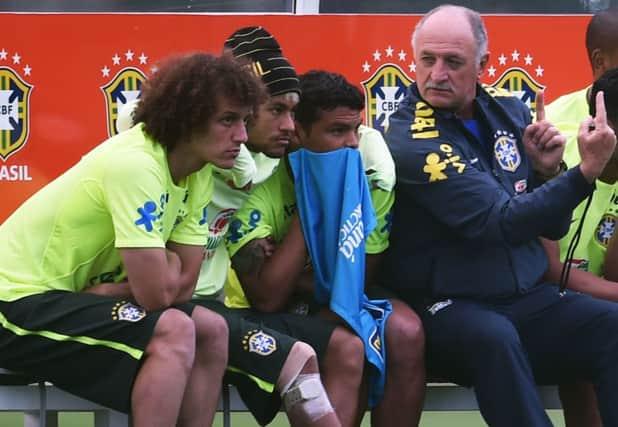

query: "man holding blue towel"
(226, 70), (425, 427)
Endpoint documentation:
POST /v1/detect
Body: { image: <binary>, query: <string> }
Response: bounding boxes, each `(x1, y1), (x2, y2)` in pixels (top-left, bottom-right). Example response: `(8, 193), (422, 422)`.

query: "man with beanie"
(195, 26), (371, 426)
(226, 69), (426, 427)
(117, 30), (344, 426)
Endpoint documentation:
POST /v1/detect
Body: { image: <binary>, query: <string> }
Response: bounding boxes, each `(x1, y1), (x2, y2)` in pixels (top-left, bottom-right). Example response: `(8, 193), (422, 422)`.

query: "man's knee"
(386, 300), (425, 356)
(192, 306), (229, 362)
(278, 342), (319, 400)
(281, 373), (335, 422)
(325, 327), (364, 372)
(148, 308), (196, 370)
(192, 306), (228, 343)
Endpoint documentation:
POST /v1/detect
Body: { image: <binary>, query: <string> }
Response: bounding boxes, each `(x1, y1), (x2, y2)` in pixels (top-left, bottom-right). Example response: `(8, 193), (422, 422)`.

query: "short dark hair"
(133, 52), (266, 151)
(589, 67), (618, 125)
(586, 8), (618, 68)
(294, 70), (364, 133)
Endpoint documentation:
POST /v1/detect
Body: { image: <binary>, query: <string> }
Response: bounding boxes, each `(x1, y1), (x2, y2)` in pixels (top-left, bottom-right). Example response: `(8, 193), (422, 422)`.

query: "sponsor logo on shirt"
(427, 299), (453, 315)
(423, 144), (466, 182)
(339, 203), (366, 263)
(134, 192), (168, 233)
(514, 179), (527, 193)
(204, 208), (236, 257)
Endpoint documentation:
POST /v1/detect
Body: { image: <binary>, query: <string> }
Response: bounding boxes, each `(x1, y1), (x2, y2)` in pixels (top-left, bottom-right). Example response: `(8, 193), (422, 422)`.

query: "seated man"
(0, 53), (265, 426)
(543, 11), (618, 426)
(118, 27), (342, 427)
(226, 70), (425, 427)
(382, 5), (618, 426)
(543, 67), (618, 427)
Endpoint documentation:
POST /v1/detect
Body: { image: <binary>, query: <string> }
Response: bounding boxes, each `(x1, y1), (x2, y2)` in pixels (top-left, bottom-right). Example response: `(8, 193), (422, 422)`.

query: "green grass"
(0, 410), (566, 426)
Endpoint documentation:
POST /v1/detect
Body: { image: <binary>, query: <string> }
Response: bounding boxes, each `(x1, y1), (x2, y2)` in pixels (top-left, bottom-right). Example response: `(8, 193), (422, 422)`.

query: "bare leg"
(560, 381), (601, 427)
(371, 300), (425, 427)
(177, 306), (229, 427)
(320, 326), (365, 427)
(278, 342), (341, 427)
(132, 308), (195, 427)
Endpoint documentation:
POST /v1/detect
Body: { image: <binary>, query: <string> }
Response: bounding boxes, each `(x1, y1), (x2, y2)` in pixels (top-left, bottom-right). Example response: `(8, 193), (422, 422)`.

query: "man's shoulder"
(546, 87), (589, 123)
(480, 84), (529, 114)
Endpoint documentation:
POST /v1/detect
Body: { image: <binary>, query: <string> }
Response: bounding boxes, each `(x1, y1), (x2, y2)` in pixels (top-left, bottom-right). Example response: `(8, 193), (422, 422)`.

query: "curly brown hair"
(133, 52), (266, 151)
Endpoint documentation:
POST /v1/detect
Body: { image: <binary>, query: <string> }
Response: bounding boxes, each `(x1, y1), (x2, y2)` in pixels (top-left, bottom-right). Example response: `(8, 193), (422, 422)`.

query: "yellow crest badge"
(493, 130), (521, 172)
(0, 66), (33, 161)
(100, 50), (151, 137)
(595, 214), (616, 247)
(360, 46), (414, 135)
(485, 49), (546, 114)
(242, 329), (277, 356)
(111, 301), (146, 322)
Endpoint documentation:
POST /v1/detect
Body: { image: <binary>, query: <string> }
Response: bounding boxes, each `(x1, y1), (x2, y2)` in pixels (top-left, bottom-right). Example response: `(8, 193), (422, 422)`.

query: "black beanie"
(224, 26), (300, 97)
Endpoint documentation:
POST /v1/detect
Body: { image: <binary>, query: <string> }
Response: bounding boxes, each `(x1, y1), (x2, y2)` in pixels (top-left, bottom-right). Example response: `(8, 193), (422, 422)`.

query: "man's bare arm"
(232, 214), (307, 312)
(541, 238), (618, 301)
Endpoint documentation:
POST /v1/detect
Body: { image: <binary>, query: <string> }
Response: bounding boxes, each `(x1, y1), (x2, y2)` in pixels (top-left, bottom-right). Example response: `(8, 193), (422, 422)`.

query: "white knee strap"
(281, 373), (334, 422)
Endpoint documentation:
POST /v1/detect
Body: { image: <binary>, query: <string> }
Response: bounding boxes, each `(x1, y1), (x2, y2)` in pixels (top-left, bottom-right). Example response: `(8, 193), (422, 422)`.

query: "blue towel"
(289, 147), (392, 408)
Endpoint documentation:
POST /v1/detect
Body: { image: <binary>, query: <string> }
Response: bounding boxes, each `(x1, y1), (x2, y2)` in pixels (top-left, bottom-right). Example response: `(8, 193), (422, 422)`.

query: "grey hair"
(412, 4), (488, 65)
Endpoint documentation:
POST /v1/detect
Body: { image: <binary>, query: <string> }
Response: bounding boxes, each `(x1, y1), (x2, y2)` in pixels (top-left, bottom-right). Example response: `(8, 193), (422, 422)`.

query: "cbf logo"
(242, 329), (277, 356)
(595, 214), (616, 247)
(0, 50), (33, 161)
(360, 46), (414, 135)
(483, 49), (546, 114)
(493, 130), (521, 172)
(100, 50), (151, 137)
(111, 301), (146, 322)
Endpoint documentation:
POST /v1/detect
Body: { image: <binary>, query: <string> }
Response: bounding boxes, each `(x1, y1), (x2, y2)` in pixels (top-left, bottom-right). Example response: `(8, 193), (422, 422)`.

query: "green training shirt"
(0, 124), (213, 301)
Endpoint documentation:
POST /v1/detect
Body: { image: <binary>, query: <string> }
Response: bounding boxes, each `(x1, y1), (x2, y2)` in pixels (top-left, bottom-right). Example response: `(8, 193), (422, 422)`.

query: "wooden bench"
(0, 369), (563, 427)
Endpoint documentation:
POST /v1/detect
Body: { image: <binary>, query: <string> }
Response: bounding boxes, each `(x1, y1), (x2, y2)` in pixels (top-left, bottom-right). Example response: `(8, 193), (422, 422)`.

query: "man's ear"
(478, 53), (490, 77)
(290, 120), (304, 150)
(591, 48), (606, 76)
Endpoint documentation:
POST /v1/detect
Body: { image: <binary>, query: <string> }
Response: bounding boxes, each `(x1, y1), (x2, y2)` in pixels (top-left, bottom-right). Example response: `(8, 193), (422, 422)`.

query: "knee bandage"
(281, 373), (334, 422)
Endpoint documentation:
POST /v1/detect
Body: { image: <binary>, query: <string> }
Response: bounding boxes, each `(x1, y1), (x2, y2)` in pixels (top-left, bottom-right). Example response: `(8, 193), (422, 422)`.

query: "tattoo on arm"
(231, 240), (268, 276)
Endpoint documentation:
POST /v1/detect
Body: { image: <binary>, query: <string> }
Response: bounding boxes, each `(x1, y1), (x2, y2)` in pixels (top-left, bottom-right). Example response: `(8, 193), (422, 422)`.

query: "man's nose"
(234, 122), (248, 143)
(347, 131), (360, 149)
(279, 111), (295, 132)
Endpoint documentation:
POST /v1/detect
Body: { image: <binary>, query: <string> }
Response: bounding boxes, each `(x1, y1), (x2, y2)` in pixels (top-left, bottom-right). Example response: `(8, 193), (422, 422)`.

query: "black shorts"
(0, 290), (194, 413)
(193, 299), (336, 425)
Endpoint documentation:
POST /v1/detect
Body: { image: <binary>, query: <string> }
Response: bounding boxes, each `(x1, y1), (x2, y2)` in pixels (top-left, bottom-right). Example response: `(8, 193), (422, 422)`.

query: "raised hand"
(523, 90), (566, 177)
(578, 91), (617, 183)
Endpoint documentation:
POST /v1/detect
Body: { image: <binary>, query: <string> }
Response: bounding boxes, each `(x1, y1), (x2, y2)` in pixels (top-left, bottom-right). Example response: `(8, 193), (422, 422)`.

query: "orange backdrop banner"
(0, 13), (590, 222)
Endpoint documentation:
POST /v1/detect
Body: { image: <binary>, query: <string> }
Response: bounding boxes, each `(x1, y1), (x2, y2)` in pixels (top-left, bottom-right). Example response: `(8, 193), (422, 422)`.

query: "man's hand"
(523, 90), (566, 177)
(578, 91), (617, 183)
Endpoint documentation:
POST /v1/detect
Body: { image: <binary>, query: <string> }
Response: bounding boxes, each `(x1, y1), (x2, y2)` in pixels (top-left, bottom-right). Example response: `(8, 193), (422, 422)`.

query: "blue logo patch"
(494, 131), (521, 172)
(101, 67), (146, 137)
(242, 329), (277, 356)
(596, 214), (616, 247)
(112, 301), (146, 322)
(0, 67), (32, 161)
(135, 200), (159, 232)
